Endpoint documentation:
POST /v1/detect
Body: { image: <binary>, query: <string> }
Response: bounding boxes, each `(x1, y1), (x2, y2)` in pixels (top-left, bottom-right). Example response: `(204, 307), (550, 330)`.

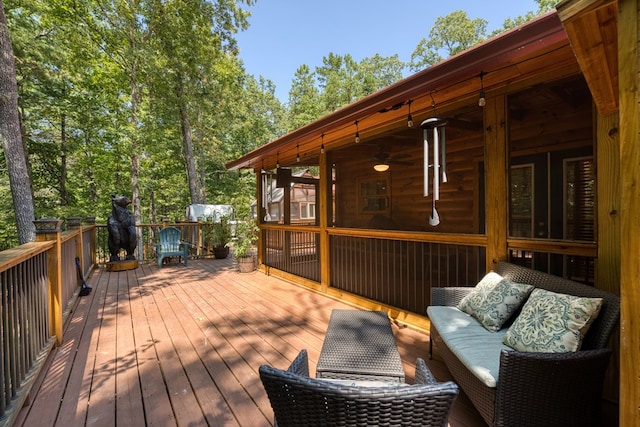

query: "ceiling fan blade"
(389, 153), (411, 161)
(389, 160), (413, 166)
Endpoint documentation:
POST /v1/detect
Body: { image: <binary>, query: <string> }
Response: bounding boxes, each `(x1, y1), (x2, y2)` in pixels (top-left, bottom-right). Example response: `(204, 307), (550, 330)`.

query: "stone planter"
(237, 256), (255, 273)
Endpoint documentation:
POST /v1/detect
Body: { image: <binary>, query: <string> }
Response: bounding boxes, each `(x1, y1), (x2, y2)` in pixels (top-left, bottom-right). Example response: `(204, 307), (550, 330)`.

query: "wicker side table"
(316, 309), (405, 382)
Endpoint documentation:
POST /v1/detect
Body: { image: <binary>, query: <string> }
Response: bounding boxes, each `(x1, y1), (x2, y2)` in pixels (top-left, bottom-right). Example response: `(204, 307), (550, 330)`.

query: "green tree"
(287, 64), (324, 131)
(316, 53), (361, 112)
(150, 0), (253, 206)
(495, 0), (562, 34)
(357, 53), (405, 96)
(410, 10), (488, 71)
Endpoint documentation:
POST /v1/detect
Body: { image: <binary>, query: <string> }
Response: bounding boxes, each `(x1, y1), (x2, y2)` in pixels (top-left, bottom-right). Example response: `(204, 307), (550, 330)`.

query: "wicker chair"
(259, 349), (459, 427)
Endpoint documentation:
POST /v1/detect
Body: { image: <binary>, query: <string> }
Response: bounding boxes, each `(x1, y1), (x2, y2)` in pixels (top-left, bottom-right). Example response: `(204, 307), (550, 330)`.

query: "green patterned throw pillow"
(457, 272), (534, 332)
(503, 288), (603, 352)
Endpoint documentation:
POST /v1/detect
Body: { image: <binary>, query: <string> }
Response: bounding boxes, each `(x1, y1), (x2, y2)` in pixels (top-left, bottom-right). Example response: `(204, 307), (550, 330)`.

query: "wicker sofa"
(427, 261), (620, 427)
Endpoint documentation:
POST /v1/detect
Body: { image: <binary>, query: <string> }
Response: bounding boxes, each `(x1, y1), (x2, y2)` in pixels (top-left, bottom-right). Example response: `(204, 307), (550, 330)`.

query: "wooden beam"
(483, 94), (509, 270)
(557, 0), (616, 20)
(319, 150), (330, 292)
(617, 0), (640, 424)
(596, 110), (621, 294)
(558, 1), (619, 114)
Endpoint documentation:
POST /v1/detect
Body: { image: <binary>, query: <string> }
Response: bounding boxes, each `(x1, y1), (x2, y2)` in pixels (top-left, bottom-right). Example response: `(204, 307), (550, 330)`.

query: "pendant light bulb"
(478, 90), (486, 107)
(355, 120), (360, 143)
(478, 71), (486, 107)
(407, 99), (414, 127)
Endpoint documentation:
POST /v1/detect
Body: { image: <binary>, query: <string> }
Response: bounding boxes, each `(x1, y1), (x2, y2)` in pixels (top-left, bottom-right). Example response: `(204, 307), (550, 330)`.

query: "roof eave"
(227, 11), (567, 171)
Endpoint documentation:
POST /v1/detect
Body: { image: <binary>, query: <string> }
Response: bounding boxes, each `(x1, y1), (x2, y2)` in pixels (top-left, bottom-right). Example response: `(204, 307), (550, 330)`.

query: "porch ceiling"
(227, 12), (577, 171)
(557, 0), (618, 115)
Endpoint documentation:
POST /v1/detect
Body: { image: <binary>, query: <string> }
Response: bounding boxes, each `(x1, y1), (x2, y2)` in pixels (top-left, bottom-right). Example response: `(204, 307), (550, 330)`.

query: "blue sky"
(235, 0), (541, 103)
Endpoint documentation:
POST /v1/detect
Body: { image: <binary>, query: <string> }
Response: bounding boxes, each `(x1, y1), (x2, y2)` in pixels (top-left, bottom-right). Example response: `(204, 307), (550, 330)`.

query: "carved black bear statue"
(107, 194), (137, 262)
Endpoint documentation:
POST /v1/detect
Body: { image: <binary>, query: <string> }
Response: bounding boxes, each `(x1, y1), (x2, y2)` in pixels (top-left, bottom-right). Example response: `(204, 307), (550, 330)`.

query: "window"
(564, 157), (594, 241)
(357, 177), (389, 216)
(510, 164), (534, 238)
(300, 202), (316, 219)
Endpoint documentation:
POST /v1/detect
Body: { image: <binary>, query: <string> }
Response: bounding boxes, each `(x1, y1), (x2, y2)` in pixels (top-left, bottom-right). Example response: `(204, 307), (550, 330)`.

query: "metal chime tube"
(441, 127), (447, 183)
(423, 128), (429, 197)
(433, 127), (440, 201)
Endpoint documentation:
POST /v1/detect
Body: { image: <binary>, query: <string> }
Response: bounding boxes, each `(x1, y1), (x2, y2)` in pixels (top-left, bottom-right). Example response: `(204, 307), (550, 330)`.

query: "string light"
(296, 143), (300, 162)
(407, 99), (413, 127)
(478, 71), (486, 107)
(276, 152), (280, 169)
(320, 133), (325, 154)
(354, 120), (360, 143)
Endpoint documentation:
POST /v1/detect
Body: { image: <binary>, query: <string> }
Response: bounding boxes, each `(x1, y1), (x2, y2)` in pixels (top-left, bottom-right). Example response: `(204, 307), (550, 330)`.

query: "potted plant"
(210, 217), (233, 259)
(233, 218), (258, 272)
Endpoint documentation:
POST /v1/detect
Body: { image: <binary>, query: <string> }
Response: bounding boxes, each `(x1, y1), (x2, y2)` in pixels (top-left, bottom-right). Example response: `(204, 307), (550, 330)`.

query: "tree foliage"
(0, 0), (555, 250)
(410, 10), (487, 71)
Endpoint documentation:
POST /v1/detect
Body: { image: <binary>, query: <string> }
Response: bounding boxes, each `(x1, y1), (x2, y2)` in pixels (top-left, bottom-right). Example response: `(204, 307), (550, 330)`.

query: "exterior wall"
(333, 122), (484, 234)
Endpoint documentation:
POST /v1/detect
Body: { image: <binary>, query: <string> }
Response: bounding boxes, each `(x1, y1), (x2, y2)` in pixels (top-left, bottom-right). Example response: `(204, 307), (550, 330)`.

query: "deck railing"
(0, 217), (97, 426)
(0, 218), (218, 426)
(261, 225), (488, 315)
(330, 234), (486, 314)
(94, 221), (216, 264)
(263, 227), (320, 282)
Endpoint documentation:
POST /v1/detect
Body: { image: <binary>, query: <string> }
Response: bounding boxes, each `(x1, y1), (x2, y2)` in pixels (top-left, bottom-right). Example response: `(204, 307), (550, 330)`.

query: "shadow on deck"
(15, 258), (486, 427)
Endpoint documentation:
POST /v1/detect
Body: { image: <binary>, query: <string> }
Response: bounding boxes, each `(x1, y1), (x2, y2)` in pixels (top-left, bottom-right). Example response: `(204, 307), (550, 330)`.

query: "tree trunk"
(129, 69), (143, 259)
(60, 113), (69, 205)
(0, 1), (35, 244)
(177, 77), (202, 204)
(180, 104), (201, 204)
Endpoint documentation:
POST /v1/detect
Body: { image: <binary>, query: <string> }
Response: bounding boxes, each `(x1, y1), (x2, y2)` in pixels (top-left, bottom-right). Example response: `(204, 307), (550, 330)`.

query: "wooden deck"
(15, 258), (486, 427)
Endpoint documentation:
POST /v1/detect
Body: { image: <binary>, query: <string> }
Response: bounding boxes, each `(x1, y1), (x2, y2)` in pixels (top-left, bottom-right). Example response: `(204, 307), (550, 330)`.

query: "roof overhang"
(227, 12), (575, 171)
(557, 0), (618, 115)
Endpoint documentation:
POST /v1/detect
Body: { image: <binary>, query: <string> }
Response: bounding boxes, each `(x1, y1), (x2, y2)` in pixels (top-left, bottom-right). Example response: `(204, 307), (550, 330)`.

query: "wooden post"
(34, 218), (64, 346)
(197, 217), (203, 257)
(617, 0), (640, 423)
(256, 167), (264, 268)
(86, 216), (96, 268)
(483, 94), (509, 271)
(319, 149), (330, 292)
(68, 216), (83, 277)
(596, 111), (621, 293)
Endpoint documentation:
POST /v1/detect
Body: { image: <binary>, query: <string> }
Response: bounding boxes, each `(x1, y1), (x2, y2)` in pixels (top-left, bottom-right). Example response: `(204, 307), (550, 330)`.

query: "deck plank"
(115, 268), (146, 427)
(16, 258), (486, 427)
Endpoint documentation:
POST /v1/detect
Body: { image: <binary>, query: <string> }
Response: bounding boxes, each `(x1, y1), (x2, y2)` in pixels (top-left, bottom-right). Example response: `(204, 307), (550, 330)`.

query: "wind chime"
(421, 114), (447, 226)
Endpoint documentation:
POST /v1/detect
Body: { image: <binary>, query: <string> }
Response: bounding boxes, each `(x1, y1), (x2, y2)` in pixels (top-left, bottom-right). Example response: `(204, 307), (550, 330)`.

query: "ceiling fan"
(372, 149), (412, 172)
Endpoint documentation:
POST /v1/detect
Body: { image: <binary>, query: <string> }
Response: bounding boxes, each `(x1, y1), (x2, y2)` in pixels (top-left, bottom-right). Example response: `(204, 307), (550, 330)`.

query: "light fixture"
(276, 152), (280, 169)
(296, 143), (300, 162)
(407, 99), (413, 127)
(373, 162), (390, 172)
(321, 133), (325, 154)
(478, 71), (486, 107)
(354, 120), (360, 143)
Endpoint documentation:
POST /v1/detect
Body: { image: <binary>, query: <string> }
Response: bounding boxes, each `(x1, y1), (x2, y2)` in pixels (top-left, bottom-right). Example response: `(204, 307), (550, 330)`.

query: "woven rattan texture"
(260, 350), (459, 427)
(316, 310), (405, 382)
(427, 261), (620, 427)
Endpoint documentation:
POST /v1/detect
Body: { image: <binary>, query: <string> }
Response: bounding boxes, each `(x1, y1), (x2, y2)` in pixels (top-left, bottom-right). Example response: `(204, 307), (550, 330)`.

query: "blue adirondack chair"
(155, 226), (189, 267)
